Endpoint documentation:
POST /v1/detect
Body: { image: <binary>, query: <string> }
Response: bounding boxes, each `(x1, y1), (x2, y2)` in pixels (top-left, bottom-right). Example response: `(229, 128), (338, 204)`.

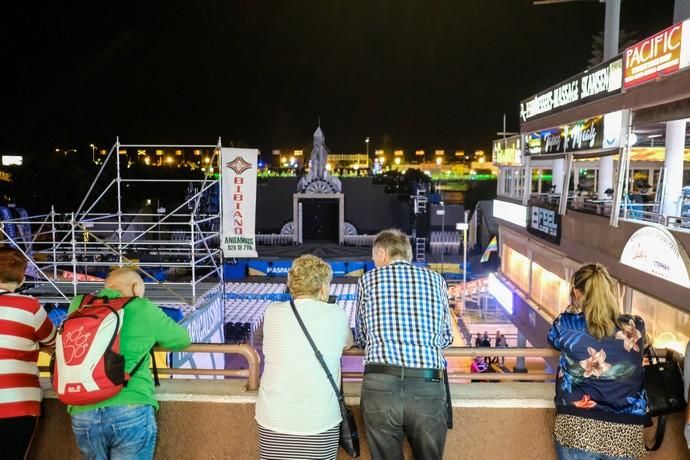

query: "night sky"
(0, 1), (676, 158)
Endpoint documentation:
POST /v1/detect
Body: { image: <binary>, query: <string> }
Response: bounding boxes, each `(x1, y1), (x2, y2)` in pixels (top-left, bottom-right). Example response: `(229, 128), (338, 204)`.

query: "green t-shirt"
(66, 288), (191, 414)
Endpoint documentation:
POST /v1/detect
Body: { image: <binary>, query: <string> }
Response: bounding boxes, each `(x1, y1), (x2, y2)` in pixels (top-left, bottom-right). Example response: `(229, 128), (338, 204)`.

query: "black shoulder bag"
(289, 300), (360, 458)
(644, 346), (687, 451)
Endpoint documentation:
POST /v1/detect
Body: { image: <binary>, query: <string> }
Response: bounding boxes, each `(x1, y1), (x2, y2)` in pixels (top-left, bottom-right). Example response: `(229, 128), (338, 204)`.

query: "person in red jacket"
(0, 248), (56, 459)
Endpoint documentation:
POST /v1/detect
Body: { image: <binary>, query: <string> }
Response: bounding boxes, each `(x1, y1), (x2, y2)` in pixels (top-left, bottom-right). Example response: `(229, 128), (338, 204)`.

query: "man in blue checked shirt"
(355, 229), (453, 460)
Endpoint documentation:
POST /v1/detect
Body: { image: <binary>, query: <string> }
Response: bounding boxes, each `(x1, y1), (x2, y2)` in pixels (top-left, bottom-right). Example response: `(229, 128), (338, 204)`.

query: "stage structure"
(289, 126), (346, 244)
(0, 137), (227, 310)
(0, 138), (235, 375)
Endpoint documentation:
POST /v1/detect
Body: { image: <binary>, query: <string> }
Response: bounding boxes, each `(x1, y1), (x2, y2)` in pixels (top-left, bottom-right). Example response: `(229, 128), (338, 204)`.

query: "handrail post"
(70, 212), (78, 297)
(51, 206), (57, 280)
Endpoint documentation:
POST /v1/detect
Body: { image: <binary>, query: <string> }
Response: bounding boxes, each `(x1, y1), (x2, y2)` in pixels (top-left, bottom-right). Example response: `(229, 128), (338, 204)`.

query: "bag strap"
(128, 349), (159, 386)
(289, 299), (344, 404)
(645, 415), (666, 451)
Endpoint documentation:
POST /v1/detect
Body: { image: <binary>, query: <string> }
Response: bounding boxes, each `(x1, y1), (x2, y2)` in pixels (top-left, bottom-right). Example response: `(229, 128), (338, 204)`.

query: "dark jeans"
(0, 416), (38, 460)
(361, 372), (448, 460)
(555, 442), (635, 460)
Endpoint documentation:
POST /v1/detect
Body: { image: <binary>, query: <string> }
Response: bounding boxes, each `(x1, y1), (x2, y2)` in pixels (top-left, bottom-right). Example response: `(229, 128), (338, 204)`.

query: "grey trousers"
(361, 372), (448, 460)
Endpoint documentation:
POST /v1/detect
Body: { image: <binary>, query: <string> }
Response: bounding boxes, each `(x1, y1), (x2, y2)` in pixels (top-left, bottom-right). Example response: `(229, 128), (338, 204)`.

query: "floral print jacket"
(548, 313), (650, 425)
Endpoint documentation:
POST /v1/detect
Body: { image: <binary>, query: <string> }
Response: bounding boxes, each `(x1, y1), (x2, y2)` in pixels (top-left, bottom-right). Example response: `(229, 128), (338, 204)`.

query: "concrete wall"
(30, 381), (689, 460)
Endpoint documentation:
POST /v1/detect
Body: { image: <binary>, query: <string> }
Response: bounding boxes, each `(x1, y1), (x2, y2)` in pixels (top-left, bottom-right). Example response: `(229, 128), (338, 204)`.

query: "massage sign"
(221, 148), (259, 258)
(624, 19), (690, 89)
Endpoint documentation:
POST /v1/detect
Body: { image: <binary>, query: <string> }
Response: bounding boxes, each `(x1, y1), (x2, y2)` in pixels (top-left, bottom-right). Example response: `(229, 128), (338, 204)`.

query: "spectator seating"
(256, 234), (294, 245)
(429, 231), (461, 255)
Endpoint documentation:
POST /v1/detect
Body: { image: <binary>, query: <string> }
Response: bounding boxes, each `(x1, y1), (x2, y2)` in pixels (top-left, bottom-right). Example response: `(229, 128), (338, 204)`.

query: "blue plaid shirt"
(355, 260), (453, 369)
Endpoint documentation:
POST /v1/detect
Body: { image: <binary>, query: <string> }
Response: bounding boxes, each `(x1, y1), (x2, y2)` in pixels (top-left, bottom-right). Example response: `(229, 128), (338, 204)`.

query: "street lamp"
(55, 148), (77, 157)
(456, 222), (469, 315)
(365, 137), (370, 157)
(89, 144), (97, 163)
(436, 203), (446, 277)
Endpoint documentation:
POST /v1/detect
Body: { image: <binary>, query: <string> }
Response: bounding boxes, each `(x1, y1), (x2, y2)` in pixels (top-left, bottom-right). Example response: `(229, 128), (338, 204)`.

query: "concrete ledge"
(32, 380), (690, 460)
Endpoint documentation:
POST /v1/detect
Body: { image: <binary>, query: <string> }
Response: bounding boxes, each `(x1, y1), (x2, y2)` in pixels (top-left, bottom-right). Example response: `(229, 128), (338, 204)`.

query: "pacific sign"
(624, 20), (690, 89)
(520, 57), (622, 123)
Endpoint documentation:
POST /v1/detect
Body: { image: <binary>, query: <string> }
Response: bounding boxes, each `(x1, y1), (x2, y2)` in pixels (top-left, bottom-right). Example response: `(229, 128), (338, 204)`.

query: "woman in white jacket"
(255, 254), (353, 460)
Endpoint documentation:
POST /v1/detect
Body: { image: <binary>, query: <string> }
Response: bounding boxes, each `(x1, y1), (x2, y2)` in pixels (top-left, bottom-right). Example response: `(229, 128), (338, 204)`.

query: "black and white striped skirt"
(257, 424), (340, 460)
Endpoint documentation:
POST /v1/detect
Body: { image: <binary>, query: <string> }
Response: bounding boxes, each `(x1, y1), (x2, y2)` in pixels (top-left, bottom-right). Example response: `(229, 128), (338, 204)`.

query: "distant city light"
(394, 157), (401, 165)
(156, 149), (164, 156)
(204, 157), (210, 163)
(435, 150), (444, 156)
(375, 149), (384, 156)
(144, 157), (151, 165)
(415, 150), (425, 157)
(394, 150), (403, 157)
(326, 163), (332, 171)
(436, 157), (443, 165)
(165, 156), (173, 164)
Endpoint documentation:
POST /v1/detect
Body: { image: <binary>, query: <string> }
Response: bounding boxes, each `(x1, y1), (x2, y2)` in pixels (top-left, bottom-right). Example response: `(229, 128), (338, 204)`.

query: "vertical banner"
(221, 148), (258, 258)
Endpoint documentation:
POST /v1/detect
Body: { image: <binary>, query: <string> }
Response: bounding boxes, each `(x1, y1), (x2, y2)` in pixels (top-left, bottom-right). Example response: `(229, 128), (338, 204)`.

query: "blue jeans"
(71, 405), (157, 460)
(555, 441), (635, 460)
(361, 372), (448, 460)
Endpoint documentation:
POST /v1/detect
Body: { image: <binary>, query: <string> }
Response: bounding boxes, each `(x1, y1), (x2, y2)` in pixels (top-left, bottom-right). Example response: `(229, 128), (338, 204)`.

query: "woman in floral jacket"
(548, 263), (649, 460)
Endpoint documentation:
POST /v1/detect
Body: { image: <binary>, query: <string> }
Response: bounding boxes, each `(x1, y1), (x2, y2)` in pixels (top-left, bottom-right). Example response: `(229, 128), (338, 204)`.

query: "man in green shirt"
(67, 268), (191, 460)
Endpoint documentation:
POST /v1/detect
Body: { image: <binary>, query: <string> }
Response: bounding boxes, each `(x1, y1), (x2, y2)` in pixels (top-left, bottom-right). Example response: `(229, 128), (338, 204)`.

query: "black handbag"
(290, 300), (360, 458)
(644, 347), (687, 451)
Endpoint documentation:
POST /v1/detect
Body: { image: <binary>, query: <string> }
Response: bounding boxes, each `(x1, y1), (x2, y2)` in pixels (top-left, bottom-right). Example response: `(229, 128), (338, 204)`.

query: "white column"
(598, 156), (614, 198)
(598, 0), (620, 199)
(552, 159), (565, 193)
(662, 119), (686, 217)
(675, 0), (690, 22)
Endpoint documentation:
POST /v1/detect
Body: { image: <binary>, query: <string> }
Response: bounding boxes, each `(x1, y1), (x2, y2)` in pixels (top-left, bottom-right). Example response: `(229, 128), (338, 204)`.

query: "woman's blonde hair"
(287, 255), (333, 298)
(373, 229), (412, 262)
(571, 263), (620, 339)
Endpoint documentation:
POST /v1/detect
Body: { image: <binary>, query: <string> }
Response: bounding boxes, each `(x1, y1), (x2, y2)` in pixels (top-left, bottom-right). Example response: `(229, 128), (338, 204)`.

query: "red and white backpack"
(51, 295), (152, 405)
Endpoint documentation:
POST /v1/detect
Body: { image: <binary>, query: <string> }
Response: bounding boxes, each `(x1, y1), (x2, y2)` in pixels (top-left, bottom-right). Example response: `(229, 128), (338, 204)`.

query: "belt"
(364, 364), (444, 381)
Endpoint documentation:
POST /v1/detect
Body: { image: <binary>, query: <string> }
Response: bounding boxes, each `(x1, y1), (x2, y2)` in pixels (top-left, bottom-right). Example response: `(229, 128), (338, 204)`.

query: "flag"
(480, 236), (498, 263)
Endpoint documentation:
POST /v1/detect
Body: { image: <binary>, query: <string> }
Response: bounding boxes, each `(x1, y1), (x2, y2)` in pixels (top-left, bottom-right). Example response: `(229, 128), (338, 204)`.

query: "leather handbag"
(644, 347), (687, 451)
(290, 300), (360, 458)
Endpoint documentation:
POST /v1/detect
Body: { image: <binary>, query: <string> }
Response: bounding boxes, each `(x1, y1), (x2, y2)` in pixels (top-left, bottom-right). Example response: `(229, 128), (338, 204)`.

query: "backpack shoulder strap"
(103, 296), (136, 311)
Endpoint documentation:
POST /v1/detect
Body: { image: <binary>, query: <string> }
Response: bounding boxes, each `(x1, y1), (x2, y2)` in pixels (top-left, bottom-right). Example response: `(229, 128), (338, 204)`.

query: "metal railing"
(40, 343), (261, 391)
(343, 347), (560, 382)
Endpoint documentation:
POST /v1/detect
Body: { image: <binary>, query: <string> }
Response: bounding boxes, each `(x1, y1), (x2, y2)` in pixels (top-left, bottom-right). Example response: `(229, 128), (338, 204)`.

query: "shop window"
(577, 169), (596, 195)
(631, 291), (689, 354)
(530, 262), (570, 319)
(501, 245), (530, 293)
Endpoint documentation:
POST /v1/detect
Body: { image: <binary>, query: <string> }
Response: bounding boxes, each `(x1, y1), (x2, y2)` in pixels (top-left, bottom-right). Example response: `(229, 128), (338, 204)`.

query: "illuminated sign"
(624, 20), (690, 89)
(620, 225), (690, 289)
(488, 273), (513, 314)
(527, 202), (561, 244)
(492, 135), (522, 166)
(493, 200), (526, 228)
(524, 111), (623, 156)
(520, 57), (623, 122)
(2, 155), (23, 166)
